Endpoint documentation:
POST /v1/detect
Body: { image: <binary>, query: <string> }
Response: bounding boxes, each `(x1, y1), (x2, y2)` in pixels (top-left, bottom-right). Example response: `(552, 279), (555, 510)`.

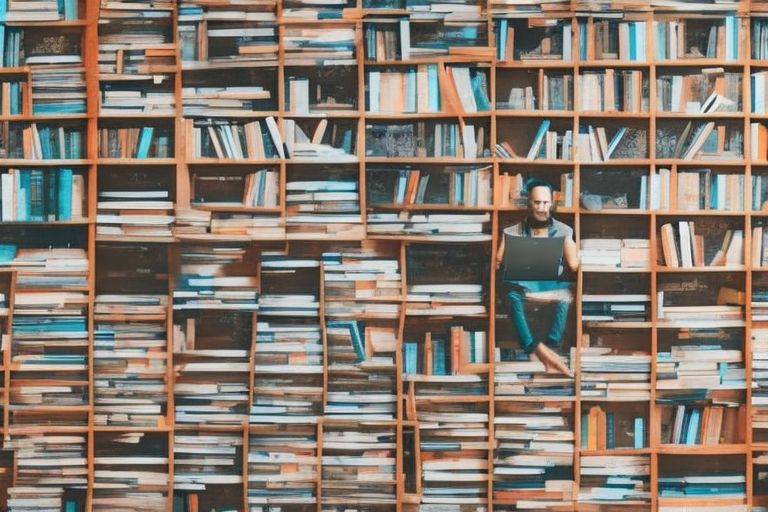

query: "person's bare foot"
(534, 343), (574, 378)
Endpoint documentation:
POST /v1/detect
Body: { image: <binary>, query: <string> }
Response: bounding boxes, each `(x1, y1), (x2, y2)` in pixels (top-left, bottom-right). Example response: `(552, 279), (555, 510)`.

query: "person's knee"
(507, 289), (525, 305)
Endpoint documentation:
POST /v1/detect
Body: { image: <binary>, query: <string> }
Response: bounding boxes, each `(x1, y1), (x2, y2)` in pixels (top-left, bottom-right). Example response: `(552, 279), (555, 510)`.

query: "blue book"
(318, 10), (342, 19)
(0, 26), (5, 67)
(628, 22), (637, 61)
(656, 22), (666, 60)
(432, 337), (446, 375)
(255, 169), (267, 206)
(470, 71), (491, 111)
(403, 342), (418, 374)
(68, 130), (82, 159)
(685, 408), (701, 445)
(17, 169), (31, 221)
(606, 127), (628, 158)
(497, 19), (508, 60)
(327, 319), (366, 362)
(526, 120), (551, 160)
(395, 170), (408, 204)
(38, 126), (52, 159)
(404, 67), (417, 112)
(581, 412), (589, 448)
(427, 64), (439, 112)
(606, 412), (615, 449)
(579, 21), (588, 61)
(57, 168), (73, 220)
(340, 128), (353, 154)
(633, 417), (644, 448)
(29, 169), (44, 221)
(9, 81), (19, 115)
(0, 244), (16, 263)
(454, 172), (463, 204)
(135, 126), (155, 158)
(64, 0), (77, 19)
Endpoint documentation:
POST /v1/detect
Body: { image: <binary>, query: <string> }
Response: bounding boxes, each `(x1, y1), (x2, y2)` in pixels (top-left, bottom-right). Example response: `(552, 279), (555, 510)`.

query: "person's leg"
(507, 287), (536, 353)
(546, 287), (573, 348)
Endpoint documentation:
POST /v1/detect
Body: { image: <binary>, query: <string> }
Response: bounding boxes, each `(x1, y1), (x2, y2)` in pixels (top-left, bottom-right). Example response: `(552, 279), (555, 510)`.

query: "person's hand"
(534, 343), (574, 378)
(495, 258), (502, 270)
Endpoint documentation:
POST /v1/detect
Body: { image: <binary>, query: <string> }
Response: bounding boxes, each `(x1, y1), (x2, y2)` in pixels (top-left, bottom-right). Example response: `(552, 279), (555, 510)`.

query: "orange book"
(587, 406), (599, 451)
(423, 332), (433, 376)
(186, 493), (199, 512)
(404, 170), (420, 205)
(596, 406), (607, 451)
(450, 326), (461, 375)
(659, 223), (679, 267)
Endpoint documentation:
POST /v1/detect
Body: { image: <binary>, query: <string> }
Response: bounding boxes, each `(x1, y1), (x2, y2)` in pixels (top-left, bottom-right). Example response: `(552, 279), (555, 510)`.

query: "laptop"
(503, 234), (565, 281)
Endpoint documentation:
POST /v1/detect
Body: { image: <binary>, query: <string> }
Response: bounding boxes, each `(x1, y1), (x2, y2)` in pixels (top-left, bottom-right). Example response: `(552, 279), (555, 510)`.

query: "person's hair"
(525, 178), (553, 197)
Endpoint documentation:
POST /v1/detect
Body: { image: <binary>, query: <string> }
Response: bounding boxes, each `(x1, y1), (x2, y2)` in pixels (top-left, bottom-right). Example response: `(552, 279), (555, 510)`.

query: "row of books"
(0, 80), (22, 116)
(99, 126), (171, 159)
(97, 190), (174, 239)
(367, 211), (490, 241)
(581, 293), (650, 322)
(582, 405), (645, 450)
(580, 455), (650, 505)
(580, 239), (651, 269)
(657, 71), (739, 113)
(4, 123), (83, 161)
(100, 87), (175, 115)
(182, 85), (272, 117)
(0, 168), (84, 222)
(377, 65), (489, 114)
(501, 73), (572, 111)
(403, 328), (488, 376)
(184, 118), (283, 160)
(660, 404), (742, 445)
(368, 166), (492, 207)
(659, 223), (743, 268)
(367, 121), (487, 159)
(192, 169), (279, 209)
(581, 335), (651, 401)
(579, 69), (647, 113)
(94, 296), (168, 427)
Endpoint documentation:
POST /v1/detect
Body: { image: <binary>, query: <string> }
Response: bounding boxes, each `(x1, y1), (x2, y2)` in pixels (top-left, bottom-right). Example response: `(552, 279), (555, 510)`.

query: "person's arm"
(495, 233), (505, 269)
(563, 235), (579, 272)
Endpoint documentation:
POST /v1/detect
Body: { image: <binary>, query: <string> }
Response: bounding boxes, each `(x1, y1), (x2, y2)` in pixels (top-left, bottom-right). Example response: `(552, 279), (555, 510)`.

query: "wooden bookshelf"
(0, 0), (768, 510)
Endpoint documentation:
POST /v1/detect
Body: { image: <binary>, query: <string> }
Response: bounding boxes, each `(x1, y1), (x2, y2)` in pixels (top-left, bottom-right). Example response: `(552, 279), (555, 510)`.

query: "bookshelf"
(4, 0), (768, 510)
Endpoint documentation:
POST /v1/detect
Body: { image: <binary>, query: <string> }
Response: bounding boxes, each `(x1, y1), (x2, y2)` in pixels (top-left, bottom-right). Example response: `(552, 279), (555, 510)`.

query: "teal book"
(29, 169), (44, 221)
(497, 19), (508, 60)
(685, 408), (701, 445)
(39, 126), (52, 159)
(634, 417), (644, 448)
(656, 22), (666, 60)
(0, 244), (15, 263)
(135, 126), (155, 158)
(606, 412), (615, 449)
(57, 168), (73, 220)
(470, 71), (491, 111)
(427, 64), (439, 112)
(17, 169), (31, 221)
(403, 342), (418, 374)
(432, 337), (446, 375)
(44, 171), (57, 220)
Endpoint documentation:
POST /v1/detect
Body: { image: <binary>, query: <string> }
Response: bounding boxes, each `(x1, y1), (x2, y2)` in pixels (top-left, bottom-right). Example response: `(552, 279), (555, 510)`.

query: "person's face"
(528, 185), (553, 223)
